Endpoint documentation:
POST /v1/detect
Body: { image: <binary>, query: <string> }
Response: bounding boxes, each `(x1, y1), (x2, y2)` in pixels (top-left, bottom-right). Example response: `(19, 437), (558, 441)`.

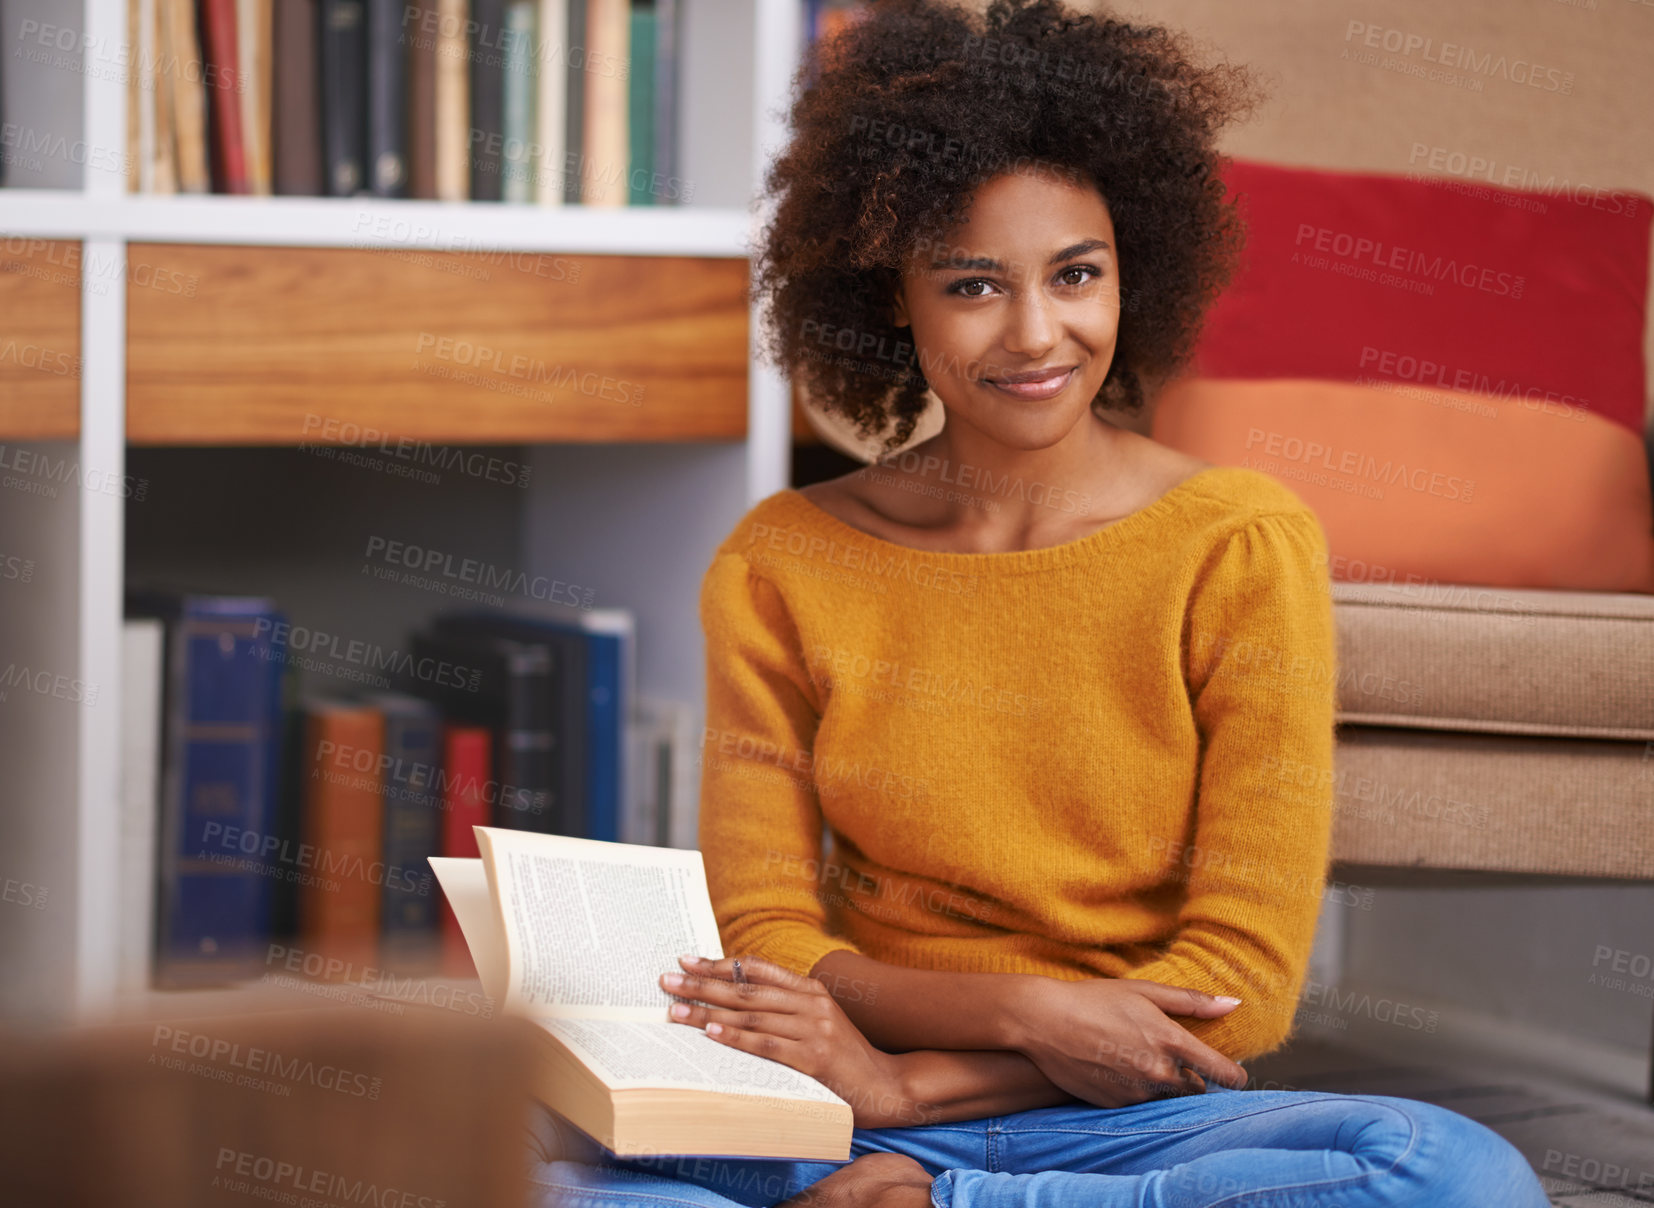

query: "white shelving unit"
(0, 0), (804, 1023)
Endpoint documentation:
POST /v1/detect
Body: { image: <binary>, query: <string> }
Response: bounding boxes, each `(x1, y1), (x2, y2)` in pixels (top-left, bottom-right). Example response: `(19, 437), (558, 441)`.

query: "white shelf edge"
(0, 190), (755, 256)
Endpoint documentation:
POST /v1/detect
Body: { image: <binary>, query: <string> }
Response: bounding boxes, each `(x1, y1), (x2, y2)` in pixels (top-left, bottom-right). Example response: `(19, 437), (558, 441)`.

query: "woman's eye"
(1057, 265), (1100, 286)
(948, 278), (995, 297)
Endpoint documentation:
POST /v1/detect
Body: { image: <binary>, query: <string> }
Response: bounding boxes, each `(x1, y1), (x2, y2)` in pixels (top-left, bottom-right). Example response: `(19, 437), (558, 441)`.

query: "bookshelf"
(0, 0), (805, 1022)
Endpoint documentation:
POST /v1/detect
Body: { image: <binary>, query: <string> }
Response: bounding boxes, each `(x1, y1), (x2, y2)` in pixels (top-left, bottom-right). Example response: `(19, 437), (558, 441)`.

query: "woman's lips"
(984, 367), (1075, 400)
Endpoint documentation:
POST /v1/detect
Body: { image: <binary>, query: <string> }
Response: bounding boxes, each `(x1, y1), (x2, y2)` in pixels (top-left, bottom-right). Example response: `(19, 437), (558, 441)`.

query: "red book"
(439, 725), (492, 976)
(199, 0), (249, 193)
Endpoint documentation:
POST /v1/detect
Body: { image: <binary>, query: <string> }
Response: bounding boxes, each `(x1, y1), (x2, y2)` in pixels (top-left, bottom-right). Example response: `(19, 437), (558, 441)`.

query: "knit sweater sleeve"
(1124, 507), (1339, 1062)
(695, 550), (865, 978)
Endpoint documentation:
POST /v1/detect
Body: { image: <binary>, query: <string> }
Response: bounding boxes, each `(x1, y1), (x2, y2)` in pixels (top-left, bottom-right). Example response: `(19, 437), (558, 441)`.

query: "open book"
(429, 829), (853, 1159)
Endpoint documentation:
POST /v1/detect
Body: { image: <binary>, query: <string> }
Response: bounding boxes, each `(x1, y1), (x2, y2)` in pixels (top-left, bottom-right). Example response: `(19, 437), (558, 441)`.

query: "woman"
(527, 1), (1548, 1204)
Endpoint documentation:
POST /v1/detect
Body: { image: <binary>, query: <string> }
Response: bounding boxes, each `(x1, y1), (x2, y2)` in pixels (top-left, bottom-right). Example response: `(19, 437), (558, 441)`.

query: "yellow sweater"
(697, 466), (1339, 1061)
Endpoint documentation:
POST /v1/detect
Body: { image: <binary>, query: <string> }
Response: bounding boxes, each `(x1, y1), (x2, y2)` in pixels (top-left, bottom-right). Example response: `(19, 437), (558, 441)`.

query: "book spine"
(498, 650), (558, 831)
(319, 0), (368, 195)
(434, 0), (470, 200)
(379, 704), (442, 959)
(439, 725), (490, 975)
(150, 0), (180, 194)
(582, 631), (621, 842)
(153, 606), (287, 986)
(500, 1), (536, 203)
(272, 0), (323, 195)
(533, 0), (566, 205)
(578, 0), (626, 206)
(119, 619), (164, 991)
(406, 0), (440, 198)
(165, 0), (211, 193)
(651, 0), (676, 204)
(366, 0), (410, 196)
(298, 704), (385, 969)
(468, 0), (506, 201)
(561, 0), (584, 203)
(626, 2), (653, 206)
(236, 0), (272, 194)
(200, 0), (250, 193)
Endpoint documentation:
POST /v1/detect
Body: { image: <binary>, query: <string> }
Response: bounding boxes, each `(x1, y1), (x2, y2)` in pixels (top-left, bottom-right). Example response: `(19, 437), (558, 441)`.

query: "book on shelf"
(238, 0), (274, 193)
(406, 0), (440, 197)
(320, 0), (368, 194)
(119, 581), (678, 988)
(431, 602), (634, 844)
(430, 830), (853, 1159)
(366, 0), (411, 196)
(126, 591), (289, 987)
(581, 0), (629, 206)
(166, 0), (212, 192)
(468, 0), (506, 200)
(626, 0), (654, 206)
(199, 0), (251, 193)
(533, 0), (568, 205)
(370, 691), (443, 963)
(628, 694), (698, 849)
(435, 0), (471, 200)
(501, 0), (538, 203)
(438, 724), (493, 975)
(118, 618), (165, 994)
(117, 0), (686, 205)
(296, 696), (385, 968)
(409, 626), (563, 833)
(273, 0), (323, 194)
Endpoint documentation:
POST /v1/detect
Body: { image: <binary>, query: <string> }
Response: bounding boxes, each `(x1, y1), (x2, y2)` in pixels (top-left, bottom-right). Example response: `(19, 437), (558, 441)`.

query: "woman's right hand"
(1004, 975), (1249, 1107)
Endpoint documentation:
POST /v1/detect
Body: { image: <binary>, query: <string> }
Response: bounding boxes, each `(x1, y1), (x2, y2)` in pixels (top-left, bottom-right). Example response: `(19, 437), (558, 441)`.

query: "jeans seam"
(1203, 1099), (1422, 1208)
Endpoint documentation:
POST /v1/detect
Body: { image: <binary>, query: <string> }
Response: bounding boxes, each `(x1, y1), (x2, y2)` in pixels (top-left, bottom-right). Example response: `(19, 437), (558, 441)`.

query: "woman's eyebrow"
(928, 238), (1113, 272)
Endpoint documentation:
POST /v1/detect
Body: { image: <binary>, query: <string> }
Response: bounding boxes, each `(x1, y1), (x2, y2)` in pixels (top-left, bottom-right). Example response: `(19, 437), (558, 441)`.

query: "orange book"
(298, 700), (384, 972)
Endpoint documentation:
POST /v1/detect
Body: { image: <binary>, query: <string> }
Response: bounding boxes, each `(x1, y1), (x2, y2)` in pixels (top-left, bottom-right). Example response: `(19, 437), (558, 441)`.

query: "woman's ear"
(890, 283), (911, 328)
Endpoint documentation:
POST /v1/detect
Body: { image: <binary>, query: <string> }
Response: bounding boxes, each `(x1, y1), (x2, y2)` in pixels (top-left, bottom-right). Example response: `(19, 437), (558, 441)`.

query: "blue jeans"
(524, 1082), (1548, 1207)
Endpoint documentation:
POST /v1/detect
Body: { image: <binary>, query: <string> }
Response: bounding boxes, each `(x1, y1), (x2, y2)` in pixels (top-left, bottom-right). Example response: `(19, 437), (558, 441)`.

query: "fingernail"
(662, 973), (684, 989)
(706, 1022), (723, 1035)
(669, 1003), (690, 1019)
(1215, 996), (1242, 1006)
(679, 954), (706, 966)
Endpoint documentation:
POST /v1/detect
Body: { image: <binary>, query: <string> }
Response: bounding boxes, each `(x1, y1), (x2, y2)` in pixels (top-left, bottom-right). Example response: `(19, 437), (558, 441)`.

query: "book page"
(542, 1019), (846, 1104)
(475, 828), (725, 1019)
(428, 857), (508, 1003)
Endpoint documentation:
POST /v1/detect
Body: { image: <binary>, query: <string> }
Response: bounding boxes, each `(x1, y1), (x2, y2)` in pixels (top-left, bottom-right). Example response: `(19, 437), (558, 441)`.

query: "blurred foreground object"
(0, 1004), (535, 1208)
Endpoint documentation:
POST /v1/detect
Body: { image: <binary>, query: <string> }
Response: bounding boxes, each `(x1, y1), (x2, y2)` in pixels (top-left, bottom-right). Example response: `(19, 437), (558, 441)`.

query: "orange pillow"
(1151, 376), (1654, 593)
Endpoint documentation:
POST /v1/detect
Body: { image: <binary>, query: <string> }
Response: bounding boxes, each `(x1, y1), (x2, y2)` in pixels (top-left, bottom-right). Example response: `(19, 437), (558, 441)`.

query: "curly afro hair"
(752, 0), (1264, 457)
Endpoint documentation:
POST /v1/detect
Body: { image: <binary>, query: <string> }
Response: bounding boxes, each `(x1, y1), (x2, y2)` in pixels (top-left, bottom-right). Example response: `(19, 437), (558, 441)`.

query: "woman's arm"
(676, 953), (1246, 1109)
(662, 955), (1079, 1126)
(1119, 509), (1341, 1058)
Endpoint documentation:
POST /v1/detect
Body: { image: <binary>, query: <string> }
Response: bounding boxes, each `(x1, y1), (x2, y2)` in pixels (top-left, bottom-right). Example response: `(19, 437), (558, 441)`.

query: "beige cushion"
(1328, 727), (1653, 878)
(1330, 581), (1654, 742)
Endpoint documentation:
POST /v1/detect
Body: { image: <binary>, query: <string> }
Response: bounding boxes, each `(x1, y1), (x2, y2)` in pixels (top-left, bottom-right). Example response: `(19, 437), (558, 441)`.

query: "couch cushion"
(1331, 581), (1654, 741)
(1155, 377), (1654, 594)
(1327, 727), (1653, 878)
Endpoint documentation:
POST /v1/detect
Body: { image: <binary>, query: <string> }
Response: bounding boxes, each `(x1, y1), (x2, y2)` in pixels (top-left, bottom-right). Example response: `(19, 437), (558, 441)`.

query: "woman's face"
(891, 169), (1122, 451)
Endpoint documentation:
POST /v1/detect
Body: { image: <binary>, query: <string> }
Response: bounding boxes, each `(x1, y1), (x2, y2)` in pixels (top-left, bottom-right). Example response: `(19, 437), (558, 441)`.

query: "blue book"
(128, 592), (288, 986)
(369, 692), (443, 961)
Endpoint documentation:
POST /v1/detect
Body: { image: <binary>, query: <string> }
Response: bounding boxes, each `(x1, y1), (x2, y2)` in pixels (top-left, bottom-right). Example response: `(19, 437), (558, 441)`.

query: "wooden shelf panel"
(126, 244), (750, 444)
(0, 239), (80, 440)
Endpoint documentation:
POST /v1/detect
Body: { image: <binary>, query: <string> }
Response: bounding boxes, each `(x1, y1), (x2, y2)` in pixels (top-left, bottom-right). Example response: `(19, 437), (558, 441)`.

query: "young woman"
(526, 2), (1549, 1204)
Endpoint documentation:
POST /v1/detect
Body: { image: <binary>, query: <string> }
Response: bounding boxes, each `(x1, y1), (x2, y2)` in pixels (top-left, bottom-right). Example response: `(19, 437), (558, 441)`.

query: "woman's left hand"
(660, 954), (927, 1129)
